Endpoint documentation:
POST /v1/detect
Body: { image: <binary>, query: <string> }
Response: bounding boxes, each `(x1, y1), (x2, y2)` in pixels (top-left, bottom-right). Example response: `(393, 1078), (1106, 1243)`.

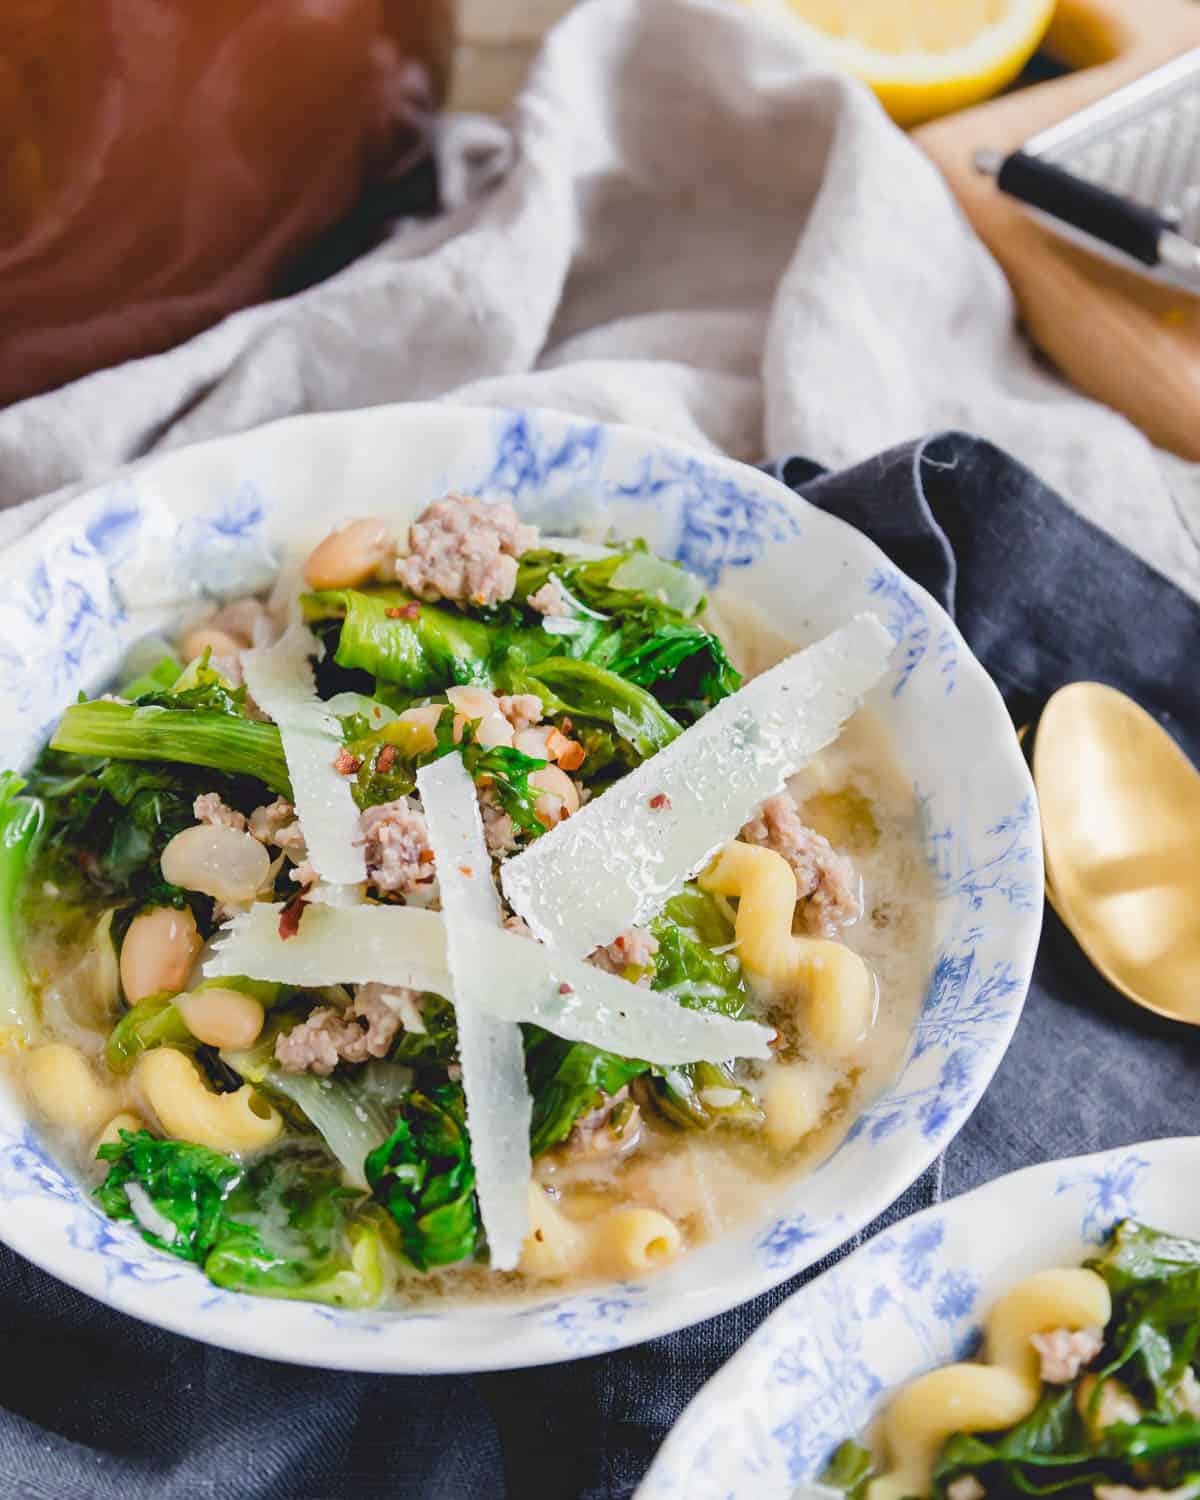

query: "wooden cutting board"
(915, 0), (1200, 461)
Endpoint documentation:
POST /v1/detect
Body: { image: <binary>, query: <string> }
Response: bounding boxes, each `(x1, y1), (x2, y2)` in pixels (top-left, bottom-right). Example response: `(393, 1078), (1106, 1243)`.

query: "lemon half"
(743, 0), (1058, 127)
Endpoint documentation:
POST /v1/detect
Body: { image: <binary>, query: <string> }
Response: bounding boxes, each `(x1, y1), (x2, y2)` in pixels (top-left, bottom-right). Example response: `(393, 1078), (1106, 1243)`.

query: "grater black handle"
(994, 151), (1167, 265)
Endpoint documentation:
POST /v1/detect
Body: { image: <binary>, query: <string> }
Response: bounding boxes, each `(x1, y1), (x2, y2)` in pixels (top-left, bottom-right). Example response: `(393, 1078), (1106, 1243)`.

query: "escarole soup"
(2, 494), (934, 1310)
(824, 1221), (1200, 1500)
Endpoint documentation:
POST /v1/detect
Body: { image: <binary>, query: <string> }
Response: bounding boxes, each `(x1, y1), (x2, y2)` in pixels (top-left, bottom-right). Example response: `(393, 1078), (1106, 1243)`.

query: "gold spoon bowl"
(1032, 682), (1200, 1026)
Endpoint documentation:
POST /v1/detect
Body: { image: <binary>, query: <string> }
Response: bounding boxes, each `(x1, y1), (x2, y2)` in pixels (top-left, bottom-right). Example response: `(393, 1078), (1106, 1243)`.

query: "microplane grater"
(977, 46), (1200, 289)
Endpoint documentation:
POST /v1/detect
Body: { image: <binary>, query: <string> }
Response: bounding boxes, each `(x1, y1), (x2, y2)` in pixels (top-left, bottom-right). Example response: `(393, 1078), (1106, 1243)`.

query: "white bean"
(161, 824), (270, 903)
(303, 517), (393, 590)
(514, 727), (553, 759)
(446, 685), (500, 719)
(531, 765), (581, 827)
(120, 906), (202, 1003)
(175, 988), (265, 1050)
(474, 713), (515, 749)
(181, 626), (242, 662)
(394, 704), (442, 753)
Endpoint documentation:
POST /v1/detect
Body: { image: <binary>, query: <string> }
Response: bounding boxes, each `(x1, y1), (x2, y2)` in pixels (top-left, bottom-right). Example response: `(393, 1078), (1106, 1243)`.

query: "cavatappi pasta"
(823, 1221), (1200, 1500)
(1, 494), (935, 1310)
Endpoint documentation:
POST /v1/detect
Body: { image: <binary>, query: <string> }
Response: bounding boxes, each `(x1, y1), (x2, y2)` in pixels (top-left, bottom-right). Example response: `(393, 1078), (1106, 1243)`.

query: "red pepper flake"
(418, 848), (436, 865)
(558, 982), (574, 996)
(332, 749), (363, 775)
(458, 865), (473, 878)
(614, 935), (627, 950)
(648, 792), (671, 811)
(560, 717), (573, 734)
(376, 743), (397, 774)
(278, 892), (309, 941)
(385, 602), (421, 620)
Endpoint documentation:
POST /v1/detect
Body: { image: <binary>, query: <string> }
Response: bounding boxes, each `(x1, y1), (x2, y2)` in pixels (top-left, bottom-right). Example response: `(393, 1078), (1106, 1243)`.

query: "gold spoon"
(1030, 682), (1200, 1026)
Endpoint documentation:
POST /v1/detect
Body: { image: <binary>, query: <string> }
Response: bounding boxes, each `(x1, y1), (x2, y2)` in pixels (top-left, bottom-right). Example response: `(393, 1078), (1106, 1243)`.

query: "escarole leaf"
(206, 1147), (388, 1308)
(365, 1084), (480, 1271)
(514, 544), (739, 717)
(1089, 1220), (1200, 1408)
(525, 1028), (649, 1158)
(644, 886), (761, 1130)
(0, 773), (43, 1044)
(96, 1129), (241, 1261)
(23, 750), (251, 905)
(522, 657), (682, 758)
(821, 1439), (876, 1500)
(97, 1130), (387, 1308)
(50, 701), (291, 796)
(118, 654), (183, 701)
(301, 588), (494, 695)
(106, 993), (194, 1073)
(134, 651), (248, 716)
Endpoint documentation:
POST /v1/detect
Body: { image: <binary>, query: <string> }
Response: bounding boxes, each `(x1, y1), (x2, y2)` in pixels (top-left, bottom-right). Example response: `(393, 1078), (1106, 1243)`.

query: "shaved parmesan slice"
(240, 625), (366, 888)
(501, 614), (893, 956)
(457, 916), (774, 1064)
(416, 755), (531, 1272)
(207, 900), (773, 1064)
(204, 903), (450, 993)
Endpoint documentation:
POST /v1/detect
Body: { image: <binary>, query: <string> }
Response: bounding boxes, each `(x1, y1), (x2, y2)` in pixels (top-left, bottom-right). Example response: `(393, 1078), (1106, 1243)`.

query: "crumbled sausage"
(193, 793), (247, 832)
(588, 926), (659, 982)
(248, 798), (296, 845)
(527, 578), (571, 617)
(275, 822), (308, 856)
(358, 797), (434, 896)
(1031, 1327), (1104, 1384)
(741, 793), (861, 935)
(395, 494), (539, 608)
(479, 784), (521, 857)
(274, 1008), (368, 1074)
(273, 984), (422, 1073)
(347, 984), (411, 1058)
(497, 694), (544, 734)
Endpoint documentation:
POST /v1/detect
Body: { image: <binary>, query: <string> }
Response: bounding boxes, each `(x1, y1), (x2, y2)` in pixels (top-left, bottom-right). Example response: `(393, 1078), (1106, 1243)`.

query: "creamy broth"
(9, 583), (935, 1308)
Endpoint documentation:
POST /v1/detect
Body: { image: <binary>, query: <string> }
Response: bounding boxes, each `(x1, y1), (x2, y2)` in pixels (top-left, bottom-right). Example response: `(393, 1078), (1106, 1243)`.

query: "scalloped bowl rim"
(0, 404), (1042, 1372)
(638, 1138), (1198, 1499)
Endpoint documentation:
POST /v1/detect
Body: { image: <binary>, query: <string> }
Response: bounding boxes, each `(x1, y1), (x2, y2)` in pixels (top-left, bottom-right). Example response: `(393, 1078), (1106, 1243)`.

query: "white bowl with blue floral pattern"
(0, 404), (1041, 1371)
(638, 1138), (1193, 1499)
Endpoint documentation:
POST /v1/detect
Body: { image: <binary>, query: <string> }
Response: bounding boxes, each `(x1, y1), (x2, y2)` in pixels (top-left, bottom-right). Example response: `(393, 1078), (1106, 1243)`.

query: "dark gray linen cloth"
(1, 431), (1197, 1500)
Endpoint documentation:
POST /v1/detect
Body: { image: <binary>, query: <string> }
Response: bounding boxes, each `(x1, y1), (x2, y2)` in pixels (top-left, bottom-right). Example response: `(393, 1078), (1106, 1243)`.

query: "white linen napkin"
(1, 0), (1196, 595)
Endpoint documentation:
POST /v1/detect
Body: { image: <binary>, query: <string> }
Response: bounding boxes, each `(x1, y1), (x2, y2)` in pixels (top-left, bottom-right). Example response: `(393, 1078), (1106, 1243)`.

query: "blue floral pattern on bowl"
(0, 403), (1041, 1374)
(639, 1141), (1190, 1500)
